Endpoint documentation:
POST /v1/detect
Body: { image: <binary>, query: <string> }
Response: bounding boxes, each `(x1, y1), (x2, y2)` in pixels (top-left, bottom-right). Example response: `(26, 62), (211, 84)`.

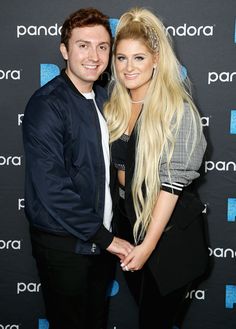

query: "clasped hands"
(120, 243), (153, 272)
(107, 237), (153, 272)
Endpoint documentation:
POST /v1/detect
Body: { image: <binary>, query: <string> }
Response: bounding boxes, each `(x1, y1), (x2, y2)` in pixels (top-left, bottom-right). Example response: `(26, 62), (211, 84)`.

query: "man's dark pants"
(32, 240), (115, 329)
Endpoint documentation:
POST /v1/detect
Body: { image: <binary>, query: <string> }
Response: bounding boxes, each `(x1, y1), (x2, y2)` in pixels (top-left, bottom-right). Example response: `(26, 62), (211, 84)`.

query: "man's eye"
(100, 45), (108, 51)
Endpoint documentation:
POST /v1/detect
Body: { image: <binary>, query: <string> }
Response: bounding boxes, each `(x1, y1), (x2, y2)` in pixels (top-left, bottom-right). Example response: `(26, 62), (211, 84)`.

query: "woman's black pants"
(116, 197), (190, 329)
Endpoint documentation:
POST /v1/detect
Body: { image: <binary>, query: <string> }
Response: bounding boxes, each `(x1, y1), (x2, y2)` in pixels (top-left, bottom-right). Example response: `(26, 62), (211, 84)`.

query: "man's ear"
(60, 43), (68, 60)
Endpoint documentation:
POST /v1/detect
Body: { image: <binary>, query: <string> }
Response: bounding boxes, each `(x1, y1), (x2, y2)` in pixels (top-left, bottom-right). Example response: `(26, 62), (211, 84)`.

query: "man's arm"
(23, 96), (110, 242)
(23, 95), (134, 257)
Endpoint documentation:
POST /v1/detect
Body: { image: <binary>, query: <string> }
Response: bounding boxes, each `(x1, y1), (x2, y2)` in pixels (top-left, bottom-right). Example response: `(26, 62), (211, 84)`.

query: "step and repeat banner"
(0, 0), (235, 328)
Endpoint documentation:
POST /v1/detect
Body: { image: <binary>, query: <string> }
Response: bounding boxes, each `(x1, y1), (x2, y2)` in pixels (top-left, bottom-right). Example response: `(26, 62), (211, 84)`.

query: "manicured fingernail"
(120, 263), (124, 267)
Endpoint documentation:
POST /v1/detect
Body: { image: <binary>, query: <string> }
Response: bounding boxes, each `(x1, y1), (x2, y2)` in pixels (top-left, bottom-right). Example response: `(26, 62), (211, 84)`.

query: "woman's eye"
(117, 56), (126, 61)
(135, 56), (145, 61)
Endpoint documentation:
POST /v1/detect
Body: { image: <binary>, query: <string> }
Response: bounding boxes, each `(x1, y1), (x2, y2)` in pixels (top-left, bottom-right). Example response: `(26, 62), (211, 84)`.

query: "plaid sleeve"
(159, 103), (206, 189)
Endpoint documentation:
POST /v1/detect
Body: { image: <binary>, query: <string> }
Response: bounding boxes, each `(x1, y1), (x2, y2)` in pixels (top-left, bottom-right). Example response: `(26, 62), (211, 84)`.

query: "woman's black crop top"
(111, 133), (130, 171)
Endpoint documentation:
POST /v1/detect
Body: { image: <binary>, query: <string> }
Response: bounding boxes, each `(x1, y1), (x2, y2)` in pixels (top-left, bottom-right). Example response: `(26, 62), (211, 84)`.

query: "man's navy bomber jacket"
(22, 70), (114, 255)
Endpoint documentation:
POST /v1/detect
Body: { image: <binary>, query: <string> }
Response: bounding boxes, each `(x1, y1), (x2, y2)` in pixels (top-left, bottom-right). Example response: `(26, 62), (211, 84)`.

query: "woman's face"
(115, 38), (158, 98)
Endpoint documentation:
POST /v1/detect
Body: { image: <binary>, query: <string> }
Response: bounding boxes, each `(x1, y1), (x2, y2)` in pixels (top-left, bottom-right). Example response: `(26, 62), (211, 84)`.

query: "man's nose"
(88, 47), (99, 61)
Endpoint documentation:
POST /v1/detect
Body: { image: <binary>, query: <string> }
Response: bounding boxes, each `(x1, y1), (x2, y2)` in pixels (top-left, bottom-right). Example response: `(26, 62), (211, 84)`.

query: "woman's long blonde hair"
(104, 7), (202, 243)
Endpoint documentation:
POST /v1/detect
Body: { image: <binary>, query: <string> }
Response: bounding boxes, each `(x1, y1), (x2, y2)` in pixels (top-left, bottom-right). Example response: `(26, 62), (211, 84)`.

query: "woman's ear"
(153, 52), (159, 66)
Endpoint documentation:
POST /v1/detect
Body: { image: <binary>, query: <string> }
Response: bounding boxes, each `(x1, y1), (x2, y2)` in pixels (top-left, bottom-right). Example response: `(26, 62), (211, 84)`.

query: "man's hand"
(106, 237), (134, 261)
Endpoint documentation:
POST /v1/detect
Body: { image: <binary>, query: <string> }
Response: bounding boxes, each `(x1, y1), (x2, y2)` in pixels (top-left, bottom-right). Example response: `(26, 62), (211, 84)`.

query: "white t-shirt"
(82, 90), (112, 231)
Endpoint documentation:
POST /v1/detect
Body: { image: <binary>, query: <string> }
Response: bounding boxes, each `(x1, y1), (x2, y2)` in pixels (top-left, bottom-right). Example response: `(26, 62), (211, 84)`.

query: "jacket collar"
(61, 69), (106, 110)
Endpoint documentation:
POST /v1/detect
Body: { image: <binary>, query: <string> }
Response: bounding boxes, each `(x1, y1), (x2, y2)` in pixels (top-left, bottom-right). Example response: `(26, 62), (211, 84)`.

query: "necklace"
(130, 99), (145, 104)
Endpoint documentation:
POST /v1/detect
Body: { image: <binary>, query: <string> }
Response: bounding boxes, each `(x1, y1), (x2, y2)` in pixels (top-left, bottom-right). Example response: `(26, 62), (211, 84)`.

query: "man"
(23, 8), (133, 329)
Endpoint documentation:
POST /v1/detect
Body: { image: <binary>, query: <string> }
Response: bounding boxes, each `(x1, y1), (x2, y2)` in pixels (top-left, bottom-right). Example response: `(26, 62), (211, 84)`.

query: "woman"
(104, 7), (209, 329)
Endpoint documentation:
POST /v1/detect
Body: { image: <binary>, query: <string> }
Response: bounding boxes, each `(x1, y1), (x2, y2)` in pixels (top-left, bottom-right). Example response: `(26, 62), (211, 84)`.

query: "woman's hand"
(120, 243), (153, 272)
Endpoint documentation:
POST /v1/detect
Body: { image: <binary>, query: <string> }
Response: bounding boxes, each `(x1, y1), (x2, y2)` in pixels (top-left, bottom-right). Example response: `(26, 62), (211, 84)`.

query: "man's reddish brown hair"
(61, 7), (112, 49)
